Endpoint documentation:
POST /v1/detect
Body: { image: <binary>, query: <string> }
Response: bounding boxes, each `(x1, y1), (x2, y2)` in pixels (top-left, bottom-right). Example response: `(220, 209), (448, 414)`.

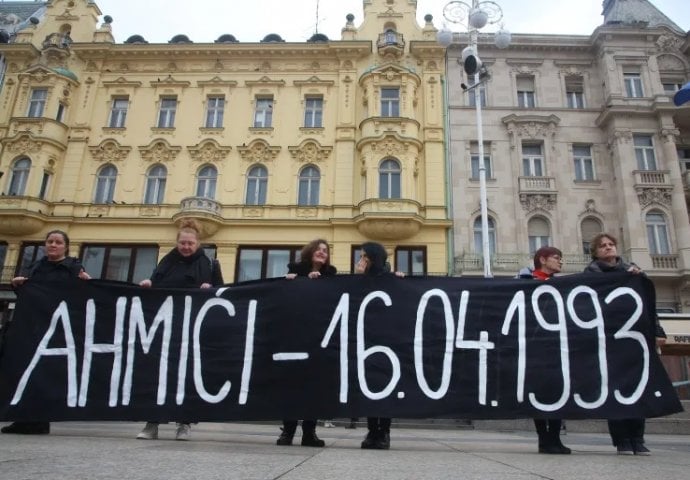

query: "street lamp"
(437, 1), (510, 278)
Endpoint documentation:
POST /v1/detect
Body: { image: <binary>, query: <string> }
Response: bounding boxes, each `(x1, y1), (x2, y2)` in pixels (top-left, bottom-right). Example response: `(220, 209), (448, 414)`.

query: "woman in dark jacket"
(2, 230), (90, 435)
(276, 239), (336, 448)
(136, 219), (223, 441)
(584, 233), (665, 456)
(355, 242), (403, 450)
(518, 246), (571, 454)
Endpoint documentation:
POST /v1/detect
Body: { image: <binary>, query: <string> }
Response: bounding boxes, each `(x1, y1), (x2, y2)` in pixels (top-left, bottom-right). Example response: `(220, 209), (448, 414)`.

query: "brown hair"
(177, 219), (201, 240)
(589, 233), (616, 259)
(45, 229), (70, 255)
(299, 238), (331, 269)
(533, 246), (562, 269)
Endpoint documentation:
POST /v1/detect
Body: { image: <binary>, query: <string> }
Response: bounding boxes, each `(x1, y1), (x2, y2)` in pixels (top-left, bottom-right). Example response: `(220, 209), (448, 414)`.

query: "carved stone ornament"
(288, 140), (332, 163)
(4, 134), (42, 154)
(519, 193), (557, 212)
(138, 140), (181, 163)
(656, 35), (684, 53)
(187, 140), (232, 163)
(238, 140), (281, 163)
(371, 136), (406, 156)
(89, 140), (132, 163)
(637, 187), (672, 208)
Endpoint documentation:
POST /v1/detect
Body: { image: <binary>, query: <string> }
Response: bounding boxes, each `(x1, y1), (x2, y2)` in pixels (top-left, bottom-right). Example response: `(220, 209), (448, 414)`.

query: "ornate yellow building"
(0, 0), (451, 302)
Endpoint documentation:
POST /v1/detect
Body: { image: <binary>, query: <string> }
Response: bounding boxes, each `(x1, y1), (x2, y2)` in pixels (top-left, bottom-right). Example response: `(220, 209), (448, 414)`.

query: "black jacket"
(150, 248), (223, 288)
(287, 261), (337, 277)
(27, 256), (83, 282)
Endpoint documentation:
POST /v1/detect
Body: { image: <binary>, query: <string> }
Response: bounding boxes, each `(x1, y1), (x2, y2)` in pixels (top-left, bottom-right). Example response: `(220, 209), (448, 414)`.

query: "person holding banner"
(355, 242), (404, 450)
(518, 246), (571, 455)
(585, 233), (666, 456)
(276, 238), (336, 448)
(1, 229), (91, 435)
(136, 219), (224, 441)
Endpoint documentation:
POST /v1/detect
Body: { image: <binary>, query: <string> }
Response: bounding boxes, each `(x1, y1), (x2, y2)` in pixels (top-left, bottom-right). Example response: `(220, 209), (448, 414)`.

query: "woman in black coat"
(584, 233), (666, 456)
(2, 230), (90, 435)
(136, 219), (223, 441)
(276, 239), (336, 448)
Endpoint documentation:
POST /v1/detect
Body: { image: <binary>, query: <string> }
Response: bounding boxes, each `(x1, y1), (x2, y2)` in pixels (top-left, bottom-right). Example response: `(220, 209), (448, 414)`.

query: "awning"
(660, 315), (690, 355)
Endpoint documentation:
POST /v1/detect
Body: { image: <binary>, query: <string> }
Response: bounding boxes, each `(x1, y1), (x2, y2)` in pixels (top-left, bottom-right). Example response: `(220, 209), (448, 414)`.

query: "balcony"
(651, 254), (679, 270)
(454, 253), (592, 276)
(377, 31), (405, 57)
(633, 170), (671, 186)
(172, 197), (223, 238)
(354, 198), (423, 240)
(518, 176), (556, 193)
(8, 117), (69, 148)
(518, 176), (557, 212)
(1, 265), (16, 285)
(0, 196), (48, 235)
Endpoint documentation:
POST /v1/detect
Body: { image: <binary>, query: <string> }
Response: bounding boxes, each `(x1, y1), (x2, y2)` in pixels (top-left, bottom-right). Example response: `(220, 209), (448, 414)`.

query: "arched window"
(646, 211), (670, 254)
(246, 165), (268, 205)
(144, 164), (167, 204)
(580, 217), (603, 254)
(473, 216), (496, 255)
(7, 157), (31, 195)
(196, 164), (217, 199)
(527, 216), (551, 254)
(298, 165), (320, 206)
(94, 164), (117, 203)
(379, 159), (401, 199)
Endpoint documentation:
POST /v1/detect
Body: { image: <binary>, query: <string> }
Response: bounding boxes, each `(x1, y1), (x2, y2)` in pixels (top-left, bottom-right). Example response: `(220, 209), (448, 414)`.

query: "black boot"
(550, 430), (571, 454)
(377, 430), (390, 450)
(301, 431), (325, 447)
(361, 428), (380, 449)
(1, 422), (50, 435)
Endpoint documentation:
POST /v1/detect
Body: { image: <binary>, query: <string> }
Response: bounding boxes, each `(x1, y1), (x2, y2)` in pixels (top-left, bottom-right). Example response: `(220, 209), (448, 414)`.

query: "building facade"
(0, 0), (450, 306)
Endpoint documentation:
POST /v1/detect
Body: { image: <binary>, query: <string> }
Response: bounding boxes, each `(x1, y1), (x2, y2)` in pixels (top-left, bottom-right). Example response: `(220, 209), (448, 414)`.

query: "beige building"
(0, 0), (451, 305)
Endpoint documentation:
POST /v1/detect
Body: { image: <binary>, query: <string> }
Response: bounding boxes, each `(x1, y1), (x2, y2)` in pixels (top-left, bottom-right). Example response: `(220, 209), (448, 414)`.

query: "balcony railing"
(454, 253), (591, 275)
(518, 176), (556, 193)
(633, 170), (671, 186)
(377, 31), (405, 51)
(1, 265), (17, 285)
(178, 196), (222, 216)
(651, 254), (679, 270)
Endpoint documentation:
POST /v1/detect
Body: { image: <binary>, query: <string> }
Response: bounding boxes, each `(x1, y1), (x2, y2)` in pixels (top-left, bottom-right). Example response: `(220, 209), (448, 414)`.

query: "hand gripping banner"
(0, 273), (682, 422)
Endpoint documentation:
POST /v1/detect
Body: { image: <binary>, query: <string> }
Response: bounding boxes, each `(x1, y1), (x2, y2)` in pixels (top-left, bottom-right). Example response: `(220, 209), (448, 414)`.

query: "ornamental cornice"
(89, 139), (132, 163)
(187, 139), (232, 163)
(245, 76), (286, 88)
(138, 139), (181, 163)
(238, 139), (281, 163)
(502, 114), (560, 147)
(102, 77), (142, 88)
(288, 140), (332, 163)
(197, 77), (238, 88)
(150, 75), (191, 88)
(293, 76), (335, 88)
(1, 133), (43, 155)
(637, 187), (672, 208)
(356, 132), (423, 153)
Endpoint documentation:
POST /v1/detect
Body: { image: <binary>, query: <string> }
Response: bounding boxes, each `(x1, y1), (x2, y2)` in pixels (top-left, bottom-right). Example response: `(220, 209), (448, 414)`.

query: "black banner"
(0, 273), (682, 422)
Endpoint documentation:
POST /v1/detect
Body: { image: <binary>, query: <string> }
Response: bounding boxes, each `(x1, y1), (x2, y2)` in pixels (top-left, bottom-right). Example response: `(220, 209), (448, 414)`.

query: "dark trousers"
(608, 418), (645, 446)
(282, 419), (317, 435)
(367, 417), (391, 433)
(534, 419), (561, 446)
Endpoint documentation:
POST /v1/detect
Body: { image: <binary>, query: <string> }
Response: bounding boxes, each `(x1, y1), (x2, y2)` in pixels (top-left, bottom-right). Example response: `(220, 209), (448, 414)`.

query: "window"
(236, 246), (300, 282)
(677, 146), (690, 171)
(246, 165), (268, 205)
(573, 145), (595, 181)
(396, 247), (426, 275)
(381, 88), (400, 117)
(468, 80), (486, 107)
(0, 243), (8, 281)
(634, 134), (657, 170)
(470, 142), (492, 180)
(38, 171), (52, 200)
(81, 245), (159, 283)
(144, 164), (167, 204)
(205, 96), (224, 128)
(624, 72), (644, 98)
(16, 243), (45, 276)
(298, 165), (320, 206)
(254, 97), (273, 128)
(473, 216), (497, 255)
(379, 159), (401, 199)
(27, 88), (47, 117)
(565, 77), (585, 108)
(527, 216), (551, 254)
(196, 165), (217, 199)
(662, 82), (683, 94)
(581, 217), (603, 255)
(522, 143), (544, 176)
(351, 245), (364, 273)
(646, 211), (670, 254)
(157, 97), (177, 128)
(7, 158), (31, 195)
(516, 76), (535, 108)
(94, 164), (117, 204)
(304, 96), (323, 128)
(56, 102), (66, 122)
(109, 98), (128, 128)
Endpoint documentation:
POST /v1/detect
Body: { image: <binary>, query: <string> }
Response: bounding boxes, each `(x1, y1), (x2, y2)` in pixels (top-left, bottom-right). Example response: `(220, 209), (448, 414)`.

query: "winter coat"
(149, 248), (223, 288)
(287, 261), (337, 277)
(26, 256), (84, 282)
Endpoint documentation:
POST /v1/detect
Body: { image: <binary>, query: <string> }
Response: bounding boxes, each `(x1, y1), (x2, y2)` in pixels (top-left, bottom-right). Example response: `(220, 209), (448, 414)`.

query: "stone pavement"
(1, 421), (689, 480)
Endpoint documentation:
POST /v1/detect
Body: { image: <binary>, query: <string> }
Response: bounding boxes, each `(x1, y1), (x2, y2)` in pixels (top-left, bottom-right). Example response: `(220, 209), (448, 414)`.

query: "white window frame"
(624, 72), (644, 98)
(646, 212), (670, 254)
(521, 144), (544, 177)
(379, 159), (401, 199)
(253, 97), (273, 128)
(157, 97), (177, 128)
(246, 165), (268, 205)
(473, 216), (496, 255)
(8, 158), (31, 195)
(298, 165), (320, 206)
(94, 164), (117, 204)
(144, 164), (167, 204)
(196, 165), (217, 199)
(304, 96), (323, 128)
(205, 96), (225, 128)
(109, 98), (128, 128)
(380, 88), (400, 117)
(573, 145), (595, 181)
(634, 134), (657, 170)
(27, 88), (47, 117)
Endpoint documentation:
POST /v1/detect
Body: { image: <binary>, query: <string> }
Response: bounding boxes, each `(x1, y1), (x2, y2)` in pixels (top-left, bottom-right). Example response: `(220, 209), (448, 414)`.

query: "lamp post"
(438, 1), (510, 278)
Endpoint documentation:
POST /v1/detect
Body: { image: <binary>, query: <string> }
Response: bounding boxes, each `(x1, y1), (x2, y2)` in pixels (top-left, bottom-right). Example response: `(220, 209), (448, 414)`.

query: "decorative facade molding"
(502, 114), (560, 149)
(89, 139), (132, 163)
(238, 139), (281, 163)
(519, 193), (557, 212)
(187, 139), (232, 163)
(2, 134), (43, 155)
(288, 140), (333, 163)
(637, 187), (673, 208)
(138, 139), (181, 163)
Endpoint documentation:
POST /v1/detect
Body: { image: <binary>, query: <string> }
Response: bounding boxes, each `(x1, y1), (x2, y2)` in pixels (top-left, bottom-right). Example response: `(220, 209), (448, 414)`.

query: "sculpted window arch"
(144, 164), (167, 205)
(379, 158), (401, 199)
(298, 165), (320, 206)
(580, 217), (603, 255)
(246, 165), (268, 205)
(196, 164), (217, 199)
(8, 157), (31, 195)
(94, 164), (117, 204)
